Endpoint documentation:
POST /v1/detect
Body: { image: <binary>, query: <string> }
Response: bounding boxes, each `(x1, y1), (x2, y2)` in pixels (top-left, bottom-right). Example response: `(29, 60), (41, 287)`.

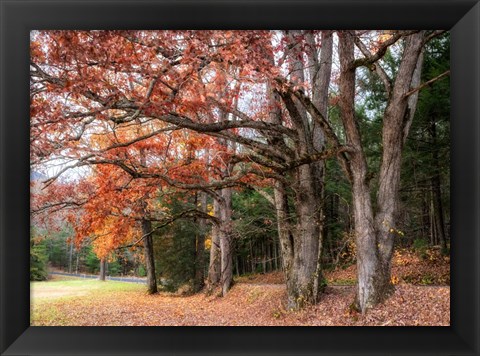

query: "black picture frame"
(1, 0), (479, 355)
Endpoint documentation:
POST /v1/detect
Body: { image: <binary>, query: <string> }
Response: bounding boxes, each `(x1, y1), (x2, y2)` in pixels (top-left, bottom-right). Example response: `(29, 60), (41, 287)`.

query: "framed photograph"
(0, 0), (480, 355)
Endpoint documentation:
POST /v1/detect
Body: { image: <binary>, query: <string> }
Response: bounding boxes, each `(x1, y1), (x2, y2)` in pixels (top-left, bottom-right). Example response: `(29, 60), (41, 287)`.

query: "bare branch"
(404, 70), (450, 98)
(424, 30), (447, 44)
(115, 208), (220, 250)
(353, 36), (392, 96)
(275, 79), (353, 182)
(284, 146), (354, 172)
(31, 200), (86, 215)
(350, 30), (419, 70)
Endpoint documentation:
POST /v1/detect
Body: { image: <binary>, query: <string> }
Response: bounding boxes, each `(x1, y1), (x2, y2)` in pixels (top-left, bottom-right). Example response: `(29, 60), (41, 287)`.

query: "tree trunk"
(422, 189), (430, 242)
(99, 258), (106, 281)
(141, 219), (157, 294)
(193, 191), (208, 292)
(68, 239), (74, 274)
(353, 178), (392, 310)
(273, 237), (278, 270)
(271, 30), (331, 309)
(338, 31), (389, 306)
(235, 254), (240, 277)
(138, 149), (157, 294)
(272, 171), (324, 309)
(267, 242), (272, 271)
(285, 164), (324, 308)
(430, 194), (436, 245)
(219, 187), (233, 296)
(75, 253), (79, 274)
(207, 198), (221, 291)
(373, 31), (425, 304)
(338, 30), (425, 313)
(430, 120), (448, 253)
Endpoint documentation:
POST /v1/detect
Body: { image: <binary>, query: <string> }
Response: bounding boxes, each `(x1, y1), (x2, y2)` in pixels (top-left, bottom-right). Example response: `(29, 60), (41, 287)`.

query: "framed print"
(1, 0), (479, 355)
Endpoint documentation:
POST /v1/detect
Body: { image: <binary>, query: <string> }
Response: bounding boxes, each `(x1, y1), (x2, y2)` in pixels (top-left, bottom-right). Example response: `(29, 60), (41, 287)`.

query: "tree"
(30, 231), (49, 281)
(26, 30), (362, 307)
(193, 191), (209, 292)
(335, 30), (441, 312)
(400, 33), (450, 253)
(232, 188), (279, 275)
(30, 30), (449, 313)
(286, 30), (448, 312)
(266, 30), (332, 308)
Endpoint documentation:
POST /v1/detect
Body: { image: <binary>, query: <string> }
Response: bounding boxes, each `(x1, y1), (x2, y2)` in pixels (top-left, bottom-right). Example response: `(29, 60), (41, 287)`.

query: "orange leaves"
(369, 31), (394, 52)
(89, 216), (138, 260)
(30, 40), (45, 61)
(32, 30), (292, 267)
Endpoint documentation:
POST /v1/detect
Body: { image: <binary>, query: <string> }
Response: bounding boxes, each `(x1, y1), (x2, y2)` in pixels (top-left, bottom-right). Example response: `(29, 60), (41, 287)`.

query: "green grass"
(31, 276), (145, 325)
(329, 278), (356, 286)
(33, 275), (143, 291)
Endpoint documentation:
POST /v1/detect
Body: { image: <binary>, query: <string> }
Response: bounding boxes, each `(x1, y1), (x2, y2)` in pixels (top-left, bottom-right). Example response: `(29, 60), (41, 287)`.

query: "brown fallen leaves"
(31, 280), (449, 326)
(31, 247), (450, 326)
(327, 247), (450, 286)
(235, 248), (450, 287)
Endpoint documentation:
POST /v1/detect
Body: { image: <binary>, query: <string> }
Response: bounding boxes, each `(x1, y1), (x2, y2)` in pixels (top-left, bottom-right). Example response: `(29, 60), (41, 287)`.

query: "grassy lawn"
(31, 275), (144, 326)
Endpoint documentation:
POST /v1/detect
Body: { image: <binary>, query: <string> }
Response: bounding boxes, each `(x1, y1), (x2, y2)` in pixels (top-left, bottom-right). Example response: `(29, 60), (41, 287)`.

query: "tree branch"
(424, 30), (447, 44)
(404, 70), (450, 98)
(350, 30), (419, 70)
(115, 208), (220, 250)
(353, 36), (392, 96)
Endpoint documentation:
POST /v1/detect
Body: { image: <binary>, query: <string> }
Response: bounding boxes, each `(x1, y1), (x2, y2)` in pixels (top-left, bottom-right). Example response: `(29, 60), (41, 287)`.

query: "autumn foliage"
(30, 30), (450, 317)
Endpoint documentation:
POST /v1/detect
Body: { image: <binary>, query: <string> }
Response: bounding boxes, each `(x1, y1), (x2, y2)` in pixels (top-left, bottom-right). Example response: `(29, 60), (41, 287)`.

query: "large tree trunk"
(273, 168), (324, 309)
(338, 31), (425, 312)
(373, 31), (425, 302)
(141, 219), (157, 294)
(207, 197), (221, 291)
(219, 187), (233, 296)
(290, 165), (325, 308)
(193, 191), (208, 292)
(273, 181), (297, 304)
(138, 149), (157, 294)
(307, 30), (333, 299)
(352, 178), (391, 310)
(264, 31), (333, 309)
(338, 32), (388, 309)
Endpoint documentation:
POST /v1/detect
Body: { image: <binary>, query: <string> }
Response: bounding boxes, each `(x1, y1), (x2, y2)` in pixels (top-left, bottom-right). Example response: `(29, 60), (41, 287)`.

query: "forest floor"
(31, 248), (450, 326)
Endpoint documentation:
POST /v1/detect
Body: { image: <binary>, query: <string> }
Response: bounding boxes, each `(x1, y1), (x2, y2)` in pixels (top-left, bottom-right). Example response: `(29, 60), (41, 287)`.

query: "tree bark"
(139, 149), (157, 294)
(141, 219), (157, 294)
(269, 30), (332, 309)
(207, 197), (221, 291)
(68, 239), (74, 274)
(99, 258), (106, 281)
(253, 31), (334, 309)
(373, 31), (425, 302)
(338, 30), (425, 312)
(193, 191), (208, 292)
(219, 187), (233, 296)
(338, 31), (390, 311)
(429, 119), (448, 253)
(422, 188), (430, 242)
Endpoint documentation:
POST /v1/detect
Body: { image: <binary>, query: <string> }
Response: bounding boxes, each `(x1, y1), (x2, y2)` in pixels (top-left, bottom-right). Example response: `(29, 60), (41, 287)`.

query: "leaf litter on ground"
(32, 248), (449, 326)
